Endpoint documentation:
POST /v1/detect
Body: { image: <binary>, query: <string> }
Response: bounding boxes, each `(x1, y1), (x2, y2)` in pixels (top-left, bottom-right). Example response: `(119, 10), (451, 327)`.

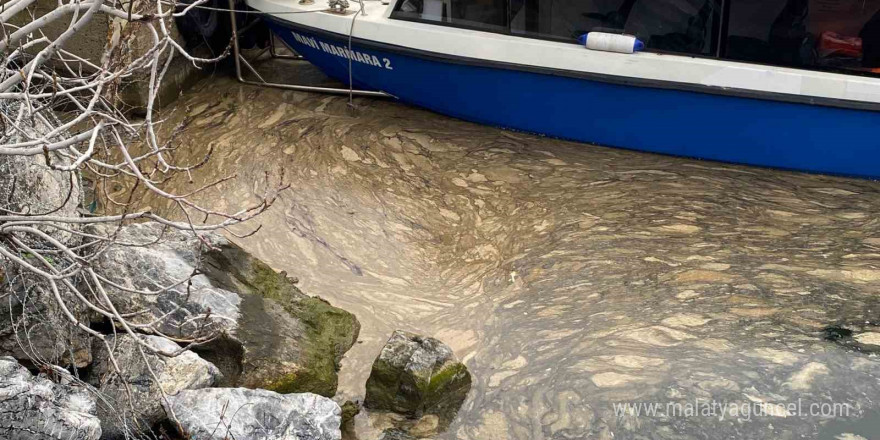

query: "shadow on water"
(137, 65), (880, 439)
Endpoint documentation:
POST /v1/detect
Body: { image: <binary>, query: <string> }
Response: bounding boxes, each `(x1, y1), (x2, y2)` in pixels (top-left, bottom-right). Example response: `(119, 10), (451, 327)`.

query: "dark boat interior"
(393, 0), (880, 77)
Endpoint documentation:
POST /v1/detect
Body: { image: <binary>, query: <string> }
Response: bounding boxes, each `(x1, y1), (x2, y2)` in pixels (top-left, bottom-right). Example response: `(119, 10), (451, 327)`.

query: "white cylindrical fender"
(578, 32), (645, 54)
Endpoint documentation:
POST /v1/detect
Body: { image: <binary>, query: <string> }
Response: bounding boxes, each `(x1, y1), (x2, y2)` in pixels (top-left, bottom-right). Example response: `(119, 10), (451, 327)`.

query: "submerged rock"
(87, 334), (221, 439)
(364, 330), (471, 422)
(379, 429), (418, 440)
(92, 222), (359, 397)
(340, 400), (360, 434)
(0, 357), (101, 440)
(823, 324), (880, 354)
(162, 387), (342, 440)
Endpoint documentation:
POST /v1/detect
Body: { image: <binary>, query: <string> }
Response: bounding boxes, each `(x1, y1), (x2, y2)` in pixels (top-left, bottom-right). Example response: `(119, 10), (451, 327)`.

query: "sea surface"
(139, 65), (880, 440)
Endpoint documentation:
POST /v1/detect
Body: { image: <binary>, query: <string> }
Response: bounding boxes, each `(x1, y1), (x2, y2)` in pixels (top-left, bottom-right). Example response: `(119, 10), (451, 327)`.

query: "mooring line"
(347, 1), (365, 108)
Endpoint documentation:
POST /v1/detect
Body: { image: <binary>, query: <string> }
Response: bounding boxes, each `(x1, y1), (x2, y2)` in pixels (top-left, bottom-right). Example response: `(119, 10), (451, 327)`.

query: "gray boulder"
(91, 222), (360, 397)
(0, 121), (90, 367)
(364, 330), (471, 422)
(0, 273), (92, 367)
(87, 334), (221, 439)
(162, 387), (342, 440)
(0, 356), (101, 440)
(89, 222), (241, 340)
(0, 106), (83, 243)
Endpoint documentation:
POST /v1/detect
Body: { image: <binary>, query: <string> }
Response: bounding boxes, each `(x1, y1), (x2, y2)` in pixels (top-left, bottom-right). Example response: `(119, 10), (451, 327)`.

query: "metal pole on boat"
(227, 0), (389, 97)
(716, 0), (731, 58)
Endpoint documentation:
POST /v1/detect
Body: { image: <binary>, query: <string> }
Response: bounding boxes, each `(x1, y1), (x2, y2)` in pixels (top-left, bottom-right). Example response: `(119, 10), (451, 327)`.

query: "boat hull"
(267, 19), (880, 179)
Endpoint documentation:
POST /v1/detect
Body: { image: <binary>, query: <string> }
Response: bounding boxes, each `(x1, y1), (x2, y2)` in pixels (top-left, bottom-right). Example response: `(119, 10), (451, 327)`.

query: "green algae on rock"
(340, 400), (360, 434)
(365, 330), (471, 422)
(198, 240), (361, 397)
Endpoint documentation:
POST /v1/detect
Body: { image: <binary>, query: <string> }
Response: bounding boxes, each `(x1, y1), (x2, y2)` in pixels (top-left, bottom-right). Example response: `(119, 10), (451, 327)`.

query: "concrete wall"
(4, 0), (212, 112)
(6, 0), (112, 65)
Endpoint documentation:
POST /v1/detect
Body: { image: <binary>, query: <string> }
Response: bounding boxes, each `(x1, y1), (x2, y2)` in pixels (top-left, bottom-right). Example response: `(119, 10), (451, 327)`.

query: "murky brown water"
(137, 66), (880, 440)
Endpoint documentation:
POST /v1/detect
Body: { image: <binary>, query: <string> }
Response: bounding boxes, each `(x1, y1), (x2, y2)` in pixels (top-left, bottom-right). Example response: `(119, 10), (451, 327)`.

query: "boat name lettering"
(290, 31), (393, 70)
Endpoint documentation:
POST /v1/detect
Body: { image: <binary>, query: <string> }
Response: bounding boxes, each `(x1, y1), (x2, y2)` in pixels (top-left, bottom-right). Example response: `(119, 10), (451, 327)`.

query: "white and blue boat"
(246, 0), (880, 178)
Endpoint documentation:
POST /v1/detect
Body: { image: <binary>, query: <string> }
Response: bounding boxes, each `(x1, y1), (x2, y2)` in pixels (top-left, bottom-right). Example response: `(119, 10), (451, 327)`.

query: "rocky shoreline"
(0, 153), (471, 440)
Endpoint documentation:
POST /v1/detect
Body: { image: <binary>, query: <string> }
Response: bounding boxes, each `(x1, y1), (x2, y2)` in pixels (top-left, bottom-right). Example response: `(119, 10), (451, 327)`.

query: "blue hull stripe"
(268, 20), (880, 179)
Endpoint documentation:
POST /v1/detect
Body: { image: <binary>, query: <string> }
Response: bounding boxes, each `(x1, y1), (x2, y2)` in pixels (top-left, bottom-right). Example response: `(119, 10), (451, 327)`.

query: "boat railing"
(227, 0), (390, 99)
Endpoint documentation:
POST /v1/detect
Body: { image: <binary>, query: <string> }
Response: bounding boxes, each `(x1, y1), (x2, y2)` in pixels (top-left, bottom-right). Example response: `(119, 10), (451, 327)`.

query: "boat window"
(390, 0), (720, 56)
(508, 0), (722, 55)
(390, 0), (880, 77)
(722, 0), (880, 77)
(391, 0), (509, 32)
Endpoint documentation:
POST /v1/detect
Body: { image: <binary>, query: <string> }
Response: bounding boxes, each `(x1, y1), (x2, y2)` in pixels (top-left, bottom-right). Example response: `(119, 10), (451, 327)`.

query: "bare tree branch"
(1, 1), (286, 437)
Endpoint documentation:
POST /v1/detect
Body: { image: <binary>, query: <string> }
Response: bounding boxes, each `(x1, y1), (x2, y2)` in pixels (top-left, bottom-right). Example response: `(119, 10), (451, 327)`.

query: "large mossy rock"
(163, 387), (342, 440)
(199, 239), (361, 397)
(92, 222), (360, 397)
(364, 330), (471, 422)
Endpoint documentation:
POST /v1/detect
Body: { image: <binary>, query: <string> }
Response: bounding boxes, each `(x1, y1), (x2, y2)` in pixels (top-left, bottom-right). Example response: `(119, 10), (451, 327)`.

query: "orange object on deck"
(818, 31), (863, 58)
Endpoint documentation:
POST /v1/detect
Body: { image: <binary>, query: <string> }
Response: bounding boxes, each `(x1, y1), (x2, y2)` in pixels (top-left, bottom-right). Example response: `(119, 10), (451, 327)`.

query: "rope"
(346, 2), (364, 108)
